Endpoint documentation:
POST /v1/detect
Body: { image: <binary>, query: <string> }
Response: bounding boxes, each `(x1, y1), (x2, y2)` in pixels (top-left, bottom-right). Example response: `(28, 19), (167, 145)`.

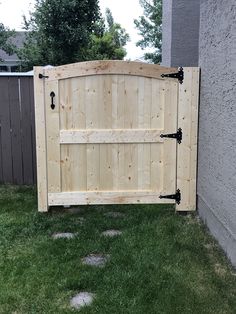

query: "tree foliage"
(18, 0), (100, 68)
(0, 23), (15, 60)
(18, 1), (129, 69)
(88, 8), (129, 61)
(134, 0), (162, 63)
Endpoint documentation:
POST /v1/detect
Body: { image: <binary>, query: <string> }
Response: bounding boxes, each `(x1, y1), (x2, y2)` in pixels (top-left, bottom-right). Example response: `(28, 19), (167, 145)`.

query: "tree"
(18, 0), (101, 69)
(134, 0), (162, 63)
(18, 1), (129, 70)
(0, 23), (15, 60)
(87, 8), (129, 60)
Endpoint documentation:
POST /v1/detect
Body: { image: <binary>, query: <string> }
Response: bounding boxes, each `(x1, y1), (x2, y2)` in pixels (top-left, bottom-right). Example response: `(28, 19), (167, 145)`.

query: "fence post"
(34, 67), (48, 212)
(176, 67), (200, 211)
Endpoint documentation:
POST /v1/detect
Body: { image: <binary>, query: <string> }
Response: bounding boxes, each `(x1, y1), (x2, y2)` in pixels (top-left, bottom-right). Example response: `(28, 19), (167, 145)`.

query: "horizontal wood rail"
(48, 191), (175, 205)
(60, 129), (164, 144)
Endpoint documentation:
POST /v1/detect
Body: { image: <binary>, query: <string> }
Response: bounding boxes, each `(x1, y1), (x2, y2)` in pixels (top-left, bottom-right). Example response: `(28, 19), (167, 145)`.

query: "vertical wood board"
(0, 77), (13, 182)
(176, 67), (200, 211)
(20, 77), (34, 184)
(8, 77), (23, 184)
(45, 79), (61, 193)
(33, 67), (48, 212)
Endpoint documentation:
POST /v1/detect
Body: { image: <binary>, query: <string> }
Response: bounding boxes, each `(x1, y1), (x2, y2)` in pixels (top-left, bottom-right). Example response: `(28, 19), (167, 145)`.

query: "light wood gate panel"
(34, 61), (199, 212)
(58, 75), (177, 194)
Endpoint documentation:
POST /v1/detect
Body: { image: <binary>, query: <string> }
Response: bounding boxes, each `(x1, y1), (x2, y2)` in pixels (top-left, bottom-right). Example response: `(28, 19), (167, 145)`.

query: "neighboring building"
(0, 31), (26, 72)
(162, 0), (236, 266)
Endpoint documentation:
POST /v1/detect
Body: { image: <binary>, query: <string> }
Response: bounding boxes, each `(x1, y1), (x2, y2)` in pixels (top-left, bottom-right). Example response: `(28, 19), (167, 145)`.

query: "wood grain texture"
(34, 61), (200, 209)
(150, 79), (164, 192)
(45, 79), (61, 193)
(44, 60), (177, 81)
(162, 80), (178, 195)
(28, 77), (37, 183)
(48, 191), (176, 205)
(176, 67), (200, 211)
(33, 67), (48, 212)
(59, 74), (169, 194)
(60, 129), (164, 144)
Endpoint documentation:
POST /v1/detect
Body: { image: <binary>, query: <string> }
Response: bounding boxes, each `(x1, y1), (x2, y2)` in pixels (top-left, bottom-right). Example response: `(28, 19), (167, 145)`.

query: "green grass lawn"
(0, 185), (236, 314)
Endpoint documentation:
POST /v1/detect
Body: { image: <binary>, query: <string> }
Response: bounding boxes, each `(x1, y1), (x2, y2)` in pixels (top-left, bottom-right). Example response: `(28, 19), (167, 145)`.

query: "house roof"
(0, 65), (53, 76)
(0, 31), (26, 62)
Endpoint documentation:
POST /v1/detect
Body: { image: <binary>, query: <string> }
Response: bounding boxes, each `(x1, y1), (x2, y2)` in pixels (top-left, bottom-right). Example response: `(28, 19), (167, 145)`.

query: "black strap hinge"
(160, 128), (182, 144)
(39, 73), (49, 79)
(159, 189), (181, 205)
(161, 67), (184, 84)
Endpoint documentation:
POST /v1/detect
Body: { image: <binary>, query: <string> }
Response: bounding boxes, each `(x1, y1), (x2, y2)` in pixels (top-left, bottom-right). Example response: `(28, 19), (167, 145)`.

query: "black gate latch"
(159, 189), (181, 205)
(161, 67), (184, 84)
(39, 73), (49, 79)
(160, 128), (182, 144)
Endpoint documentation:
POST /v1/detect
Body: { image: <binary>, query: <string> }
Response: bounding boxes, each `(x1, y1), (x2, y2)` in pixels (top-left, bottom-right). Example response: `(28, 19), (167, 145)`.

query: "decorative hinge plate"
(159, 189), (181, 205)
(160, 128), (182, 144)
(161, 67), (184, 84)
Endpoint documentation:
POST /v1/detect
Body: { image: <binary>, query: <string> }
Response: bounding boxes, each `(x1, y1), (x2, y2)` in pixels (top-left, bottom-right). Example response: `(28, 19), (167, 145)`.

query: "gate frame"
(34, 61), (199, 212)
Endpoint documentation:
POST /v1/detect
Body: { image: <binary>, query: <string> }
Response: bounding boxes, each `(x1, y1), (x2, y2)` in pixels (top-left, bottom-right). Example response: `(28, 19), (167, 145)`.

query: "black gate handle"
(50, 91), (55, 110)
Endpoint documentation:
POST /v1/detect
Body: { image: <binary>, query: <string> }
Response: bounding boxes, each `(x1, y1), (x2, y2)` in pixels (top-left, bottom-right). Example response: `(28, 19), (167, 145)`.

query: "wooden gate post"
(34, 67), (48, 212)
(176, 67), (200, 211)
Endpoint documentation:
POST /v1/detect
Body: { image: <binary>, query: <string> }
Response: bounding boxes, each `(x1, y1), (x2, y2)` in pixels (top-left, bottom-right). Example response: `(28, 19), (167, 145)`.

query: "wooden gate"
(34, 61), (199, 212)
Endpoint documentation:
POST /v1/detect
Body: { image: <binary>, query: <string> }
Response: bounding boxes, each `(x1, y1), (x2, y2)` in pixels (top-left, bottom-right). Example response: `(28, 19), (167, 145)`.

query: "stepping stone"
(104, 211), (125, 218)
(52, 232), (77, 239)
(81, 254), (110, 267)
(101, 230), (122, 237)
(70, 292), (95, 310)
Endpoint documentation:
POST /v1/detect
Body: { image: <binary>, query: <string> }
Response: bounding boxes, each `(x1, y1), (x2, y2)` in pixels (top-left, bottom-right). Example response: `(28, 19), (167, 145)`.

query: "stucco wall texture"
(162, 0), (236, 265)
(161, 0), (173, 66)
(162, 0), (200, 67)
(198, 0), (236, 265)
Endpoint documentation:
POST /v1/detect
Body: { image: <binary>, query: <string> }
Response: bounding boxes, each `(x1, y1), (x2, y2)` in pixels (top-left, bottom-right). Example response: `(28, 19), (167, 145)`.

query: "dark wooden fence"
(0, 75), (36, 185)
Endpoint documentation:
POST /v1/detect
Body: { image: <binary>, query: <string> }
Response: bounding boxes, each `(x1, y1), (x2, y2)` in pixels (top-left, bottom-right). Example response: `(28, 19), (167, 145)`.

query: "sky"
(0, 0), (146, 60)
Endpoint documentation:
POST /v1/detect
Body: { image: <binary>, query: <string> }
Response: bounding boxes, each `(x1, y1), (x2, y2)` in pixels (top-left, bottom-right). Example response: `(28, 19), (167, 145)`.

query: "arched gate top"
(36, 60), (178, 81)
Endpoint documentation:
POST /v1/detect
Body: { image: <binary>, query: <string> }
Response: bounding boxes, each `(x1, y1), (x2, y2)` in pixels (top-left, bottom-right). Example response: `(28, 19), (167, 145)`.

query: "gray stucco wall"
(162, 0), (200, 67)
(162, 0), (236, 266)
(198, 0), (236, 265)
(162, 0), (172, 66)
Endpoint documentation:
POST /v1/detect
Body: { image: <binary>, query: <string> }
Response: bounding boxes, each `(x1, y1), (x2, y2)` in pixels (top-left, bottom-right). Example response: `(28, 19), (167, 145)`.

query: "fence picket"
(0, 76), (36, 185)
